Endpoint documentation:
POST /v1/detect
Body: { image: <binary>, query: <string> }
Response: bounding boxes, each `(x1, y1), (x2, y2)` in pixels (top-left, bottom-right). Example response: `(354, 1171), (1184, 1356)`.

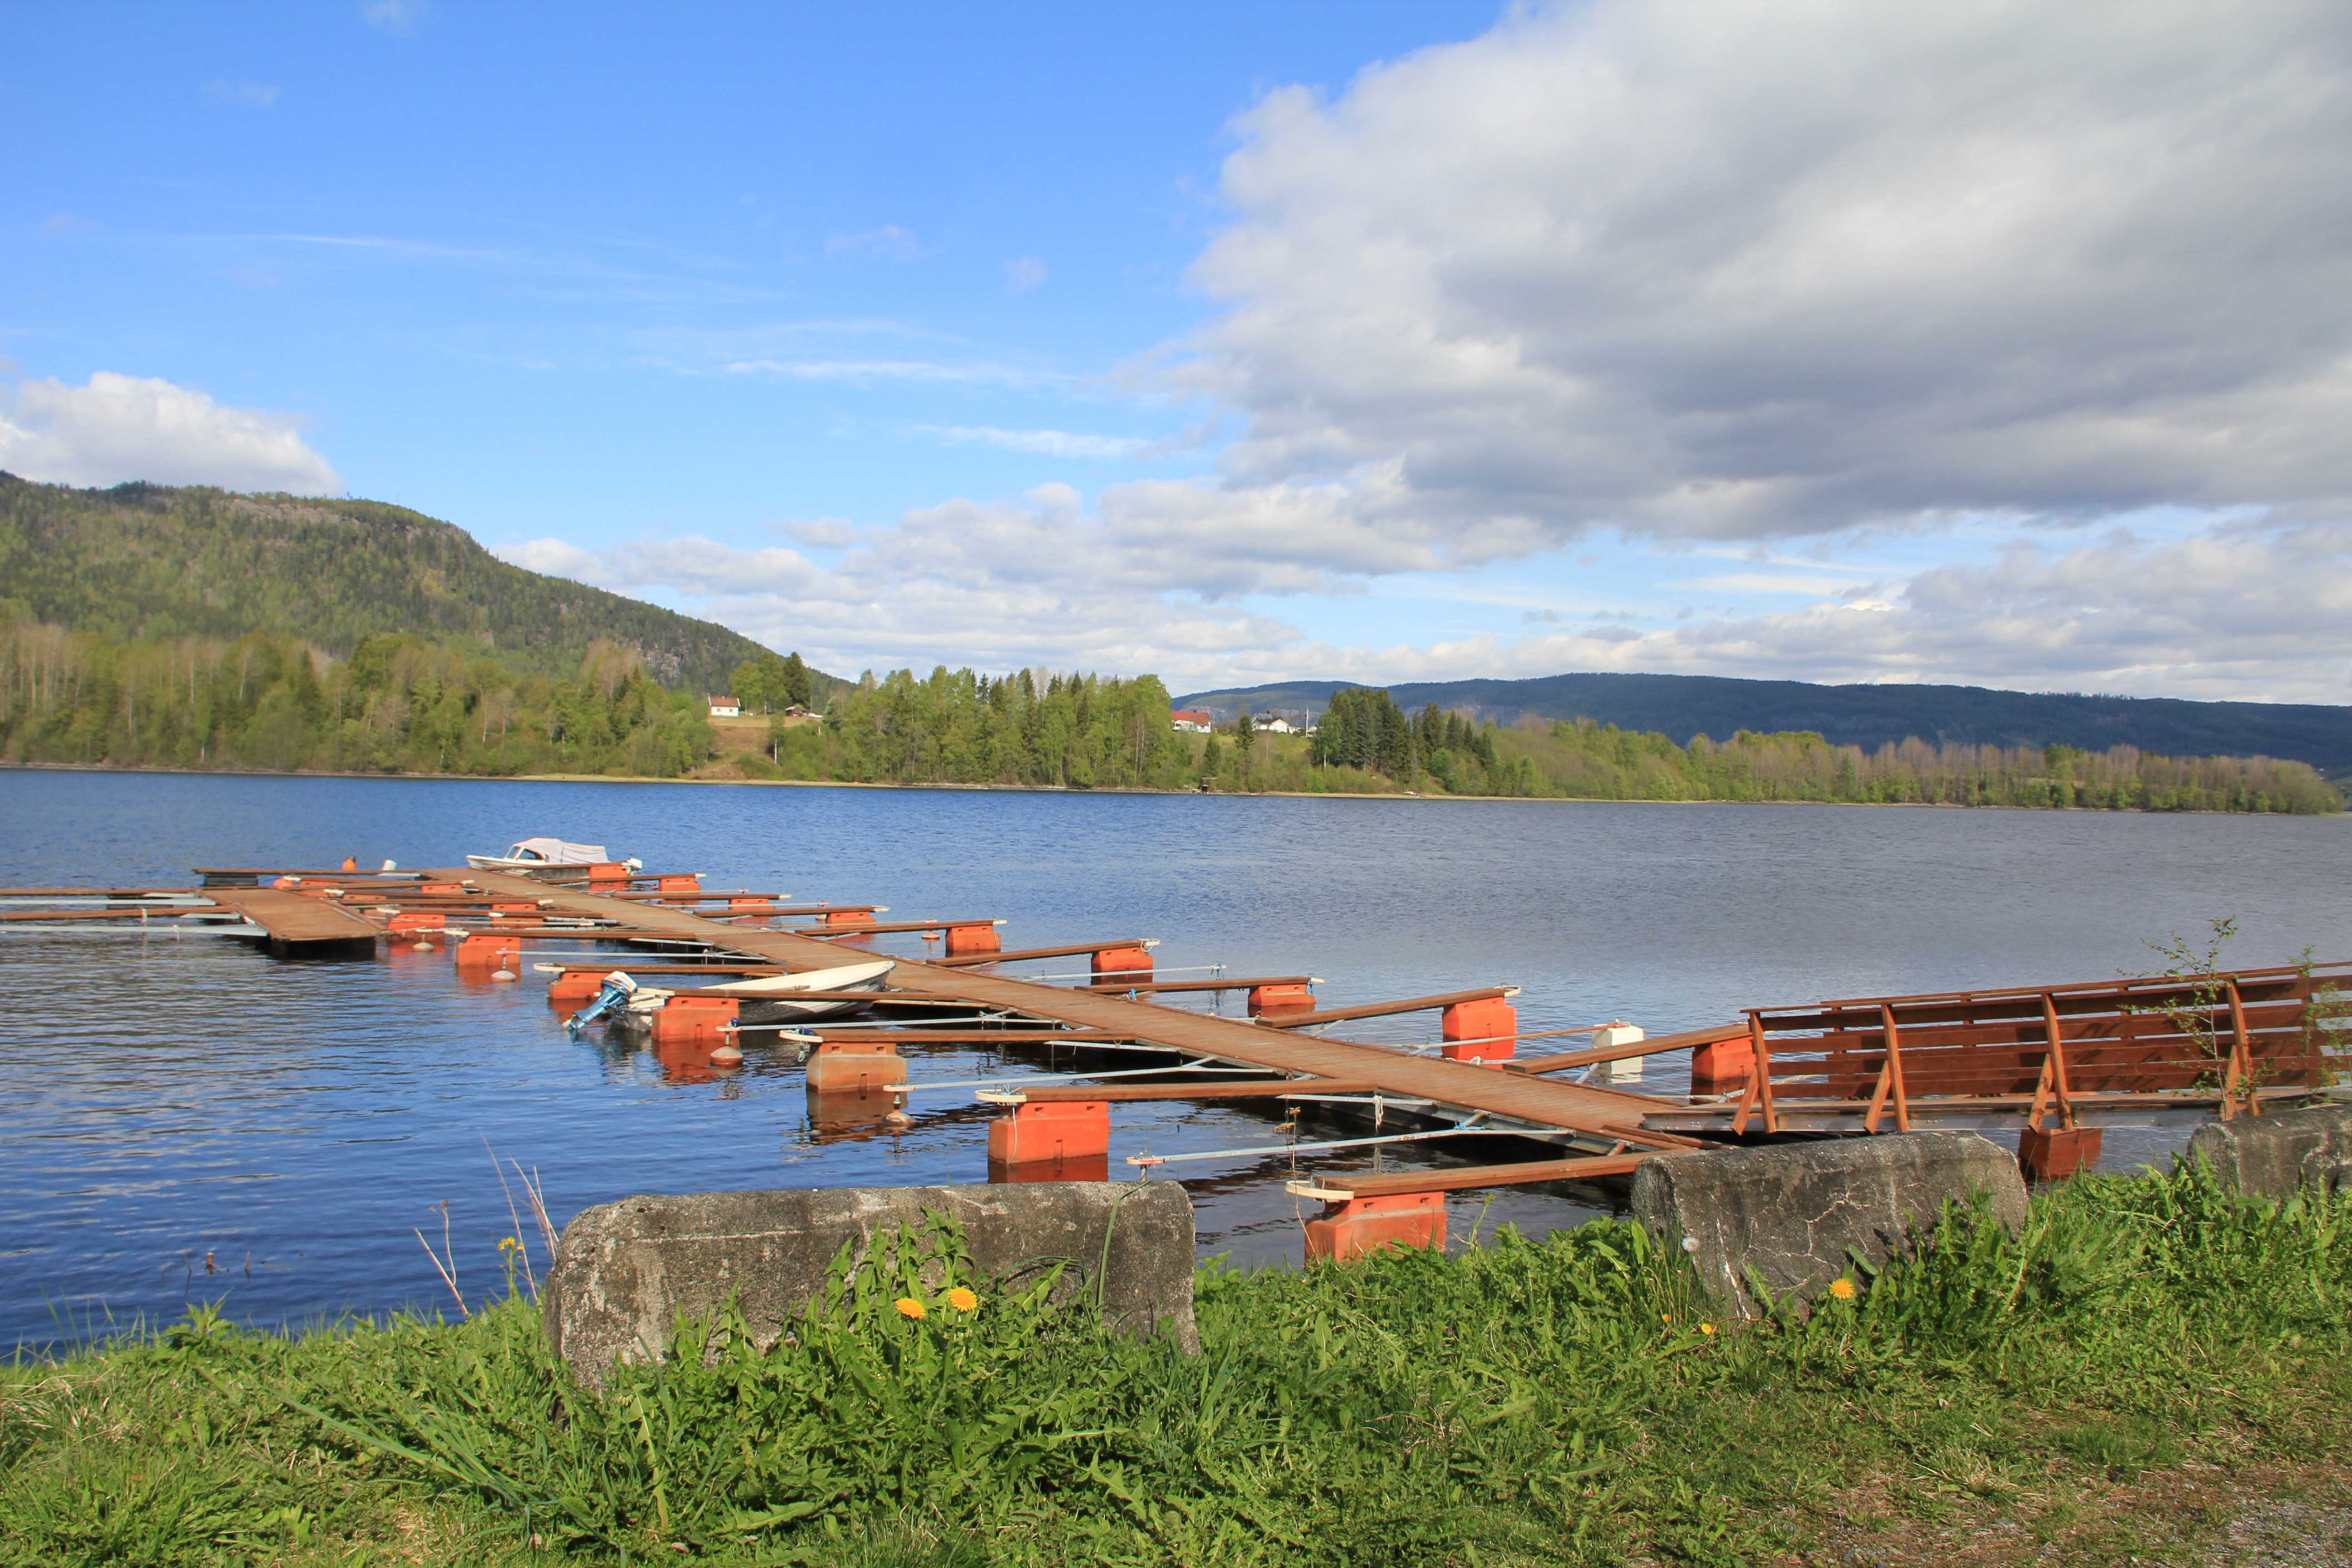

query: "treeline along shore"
(0, 616), (2338, 813)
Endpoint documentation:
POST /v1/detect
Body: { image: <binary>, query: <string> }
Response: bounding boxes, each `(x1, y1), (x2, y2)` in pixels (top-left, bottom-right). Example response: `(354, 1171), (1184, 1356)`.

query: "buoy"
(884, 1107), (911, 1126)
(490, 968), (516, 982)
(412, 941), (434, 952)
(709, 1044), (744, 1066)
(341, 857), (357, 872)
(921, 931), (941, 942)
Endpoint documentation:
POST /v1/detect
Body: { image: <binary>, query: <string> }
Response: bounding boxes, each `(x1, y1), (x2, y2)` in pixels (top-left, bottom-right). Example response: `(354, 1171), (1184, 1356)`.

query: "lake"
(0, 768), (2345, 1346)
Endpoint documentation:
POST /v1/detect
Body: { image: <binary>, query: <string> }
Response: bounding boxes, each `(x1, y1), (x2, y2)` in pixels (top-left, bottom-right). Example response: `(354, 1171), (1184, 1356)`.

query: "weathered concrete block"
(1632, 1132), (2028, 1318)
(544, 1181), (1196, 1388)
(2188, 1101), (2352, 1201)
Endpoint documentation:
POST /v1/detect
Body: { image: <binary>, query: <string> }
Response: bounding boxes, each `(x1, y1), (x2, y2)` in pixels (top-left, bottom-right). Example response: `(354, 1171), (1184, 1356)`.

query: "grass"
(4, 1162), (2350, 1567)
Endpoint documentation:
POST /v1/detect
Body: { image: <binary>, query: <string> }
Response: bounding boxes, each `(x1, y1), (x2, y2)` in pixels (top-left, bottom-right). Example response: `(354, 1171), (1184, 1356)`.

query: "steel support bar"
(1258, 986), (1522, 1031)
(1128, 1118), (1495, 1168)
(1509, 1021), (1749, 1075)
(783, 917), (1005, 937)
(992, 1078), (1380, 1103)
(1083, 975), (1315, 995)
(929, 938), (1159, 969)
(1299, 1154), (1649, 1199)
(804, 1028), (1129, 1045)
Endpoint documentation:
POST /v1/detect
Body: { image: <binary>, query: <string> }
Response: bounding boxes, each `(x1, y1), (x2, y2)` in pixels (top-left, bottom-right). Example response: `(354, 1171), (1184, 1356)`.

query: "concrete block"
(2187, 1101), (2352, 1201)
(1592, 1021), (1645, 1082)
(544, 1181), (1197, 1388)
(1632, 1131), (2028, 1318)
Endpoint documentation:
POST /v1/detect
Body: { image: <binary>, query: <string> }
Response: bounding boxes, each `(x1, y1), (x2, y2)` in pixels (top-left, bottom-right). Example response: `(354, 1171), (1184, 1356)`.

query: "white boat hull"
(613, 960), (897, 1030)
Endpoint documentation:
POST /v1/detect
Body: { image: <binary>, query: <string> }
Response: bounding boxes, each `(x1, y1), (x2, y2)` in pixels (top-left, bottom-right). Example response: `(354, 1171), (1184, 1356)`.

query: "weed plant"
(4, 1161), (2350, 1567)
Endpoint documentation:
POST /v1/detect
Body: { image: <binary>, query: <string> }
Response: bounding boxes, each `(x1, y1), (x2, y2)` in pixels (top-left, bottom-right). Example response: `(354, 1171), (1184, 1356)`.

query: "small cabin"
(1257, 716), (1298, 735)
(1170, 709), (1215, 734)
(708, 696), (741, 718)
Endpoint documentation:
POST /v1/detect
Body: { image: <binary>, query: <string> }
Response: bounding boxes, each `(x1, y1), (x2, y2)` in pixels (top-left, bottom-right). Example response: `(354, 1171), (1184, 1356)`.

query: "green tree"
(730, 659), (770, 714)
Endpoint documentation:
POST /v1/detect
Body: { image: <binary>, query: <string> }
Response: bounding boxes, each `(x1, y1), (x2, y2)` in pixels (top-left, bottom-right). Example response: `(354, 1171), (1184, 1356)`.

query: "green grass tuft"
(5, 1164), (2351, 1565)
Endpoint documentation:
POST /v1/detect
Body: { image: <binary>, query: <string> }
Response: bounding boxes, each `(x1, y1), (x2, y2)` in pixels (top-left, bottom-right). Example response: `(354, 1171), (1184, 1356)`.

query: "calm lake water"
(1, 768), (2347, 1346)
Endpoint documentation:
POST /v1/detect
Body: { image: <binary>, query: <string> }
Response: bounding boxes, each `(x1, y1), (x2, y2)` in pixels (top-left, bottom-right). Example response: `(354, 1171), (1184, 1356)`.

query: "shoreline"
(0, 758), (2332, 816)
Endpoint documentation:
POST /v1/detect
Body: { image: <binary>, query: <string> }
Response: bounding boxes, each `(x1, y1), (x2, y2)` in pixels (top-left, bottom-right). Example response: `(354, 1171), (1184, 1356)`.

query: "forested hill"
(1178, 671), (2352, 774)
(0, 472), (772, 696)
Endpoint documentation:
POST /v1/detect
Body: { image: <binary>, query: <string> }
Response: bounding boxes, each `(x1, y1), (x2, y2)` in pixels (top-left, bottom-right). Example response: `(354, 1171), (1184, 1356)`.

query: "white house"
(1257, 716), (1299, 735)
(1170, 708), (1215, 734)
(708, 696), (741, 718)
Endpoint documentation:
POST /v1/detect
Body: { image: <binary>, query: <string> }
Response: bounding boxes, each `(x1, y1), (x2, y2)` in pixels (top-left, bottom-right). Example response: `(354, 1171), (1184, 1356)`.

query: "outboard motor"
(565, 971), (638, 1036)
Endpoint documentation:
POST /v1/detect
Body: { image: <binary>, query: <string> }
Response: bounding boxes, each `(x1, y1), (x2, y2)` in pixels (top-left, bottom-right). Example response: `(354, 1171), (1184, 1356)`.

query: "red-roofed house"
(1170, 709), (1215, 734)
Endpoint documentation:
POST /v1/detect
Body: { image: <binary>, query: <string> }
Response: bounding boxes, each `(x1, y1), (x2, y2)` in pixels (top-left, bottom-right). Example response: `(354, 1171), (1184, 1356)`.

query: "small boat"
(468, 838), (641, 872)
(567, 959), (896, 1036)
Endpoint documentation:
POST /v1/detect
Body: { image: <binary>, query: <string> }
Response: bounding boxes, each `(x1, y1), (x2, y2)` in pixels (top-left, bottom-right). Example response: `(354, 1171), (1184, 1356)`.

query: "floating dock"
(6, 857), (2345, 1259)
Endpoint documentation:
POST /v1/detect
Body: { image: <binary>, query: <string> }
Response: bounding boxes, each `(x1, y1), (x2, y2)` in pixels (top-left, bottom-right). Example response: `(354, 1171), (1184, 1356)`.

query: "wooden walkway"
(452, 868), (1681, 1150)
(197, 887), (384, 954)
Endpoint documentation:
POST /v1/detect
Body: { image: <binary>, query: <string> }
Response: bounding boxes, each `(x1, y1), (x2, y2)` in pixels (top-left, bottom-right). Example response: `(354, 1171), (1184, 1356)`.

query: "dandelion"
(894, 1297), (926, 1320)
(946, 1286), (979, 1313)
(1700, 1323), (1716, 1337)
(1828, 1277), (1857, 1301)
(1660, 1313), (1671, 1325)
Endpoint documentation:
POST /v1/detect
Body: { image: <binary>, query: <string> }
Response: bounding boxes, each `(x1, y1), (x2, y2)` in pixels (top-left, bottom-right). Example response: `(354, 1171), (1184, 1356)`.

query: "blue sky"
(8, 0), (2351, 701)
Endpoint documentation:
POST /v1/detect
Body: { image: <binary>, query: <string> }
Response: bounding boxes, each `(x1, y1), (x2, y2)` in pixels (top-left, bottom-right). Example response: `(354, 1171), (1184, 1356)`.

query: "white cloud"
(480, 1), (2352, 704)
(203, 78), (278, 108)
(1004, 256), (1048, 292)
(1667, 572), (1876, 597)
(722, 358), (1067, 387)
(0, 372), (340, 494)
(1154, 0), (2352, 556)
(361, 0), (425, 32)
(496, 537), (617, 588)
(495, 504), (2352, 702)
(923, 426), (1149, 461)
(492, 487), (1308, 682)
(1264, 518), (2352, 704)
(825, 225), (922, 261)
(778, 517), (858, 549)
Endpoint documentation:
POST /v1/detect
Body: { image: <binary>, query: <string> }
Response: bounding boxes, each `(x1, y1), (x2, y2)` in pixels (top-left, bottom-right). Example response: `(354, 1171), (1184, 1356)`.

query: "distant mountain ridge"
(1176, 671), (2352, 774)
(0, 472), (823, 698)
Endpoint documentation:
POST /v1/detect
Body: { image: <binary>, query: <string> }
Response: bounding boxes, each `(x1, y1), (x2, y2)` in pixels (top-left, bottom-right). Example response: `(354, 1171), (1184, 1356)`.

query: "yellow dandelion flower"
(894, 1297), (926, 1320)
(1700, 1323), (1716, 1337)
(1660, 1313), (1672, 1324)
(946, 1287), (979, 1313)
(1828, 1277), (1857, 1301)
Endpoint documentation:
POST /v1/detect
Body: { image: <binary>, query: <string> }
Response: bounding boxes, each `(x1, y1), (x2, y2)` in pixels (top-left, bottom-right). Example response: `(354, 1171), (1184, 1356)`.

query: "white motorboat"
(570, 959), (897, 1034)
(467, 838), (641, 872)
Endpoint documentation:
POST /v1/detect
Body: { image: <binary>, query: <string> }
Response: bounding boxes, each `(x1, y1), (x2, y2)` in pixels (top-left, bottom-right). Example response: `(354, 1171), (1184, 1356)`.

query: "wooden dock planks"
(451, 868), (1681, 1148)
(202, 888), (385, 954)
